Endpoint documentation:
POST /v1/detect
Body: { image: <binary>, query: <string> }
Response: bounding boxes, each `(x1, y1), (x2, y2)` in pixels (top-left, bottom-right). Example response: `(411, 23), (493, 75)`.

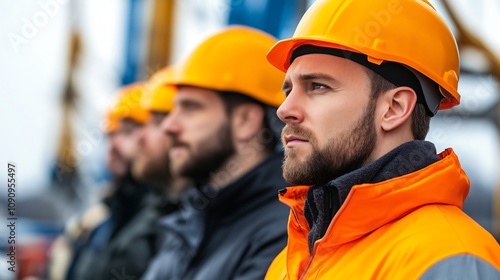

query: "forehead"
(107, 119), (142, 138)
(285, 53), (368, 82)
(175, 86), (223, 105)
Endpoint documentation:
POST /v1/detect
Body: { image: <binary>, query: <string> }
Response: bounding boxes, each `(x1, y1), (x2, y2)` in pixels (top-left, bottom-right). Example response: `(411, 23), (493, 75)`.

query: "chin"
(170, 164), (184, 177)
(131, 167), (144, 180)
(285, 152), (310, 166)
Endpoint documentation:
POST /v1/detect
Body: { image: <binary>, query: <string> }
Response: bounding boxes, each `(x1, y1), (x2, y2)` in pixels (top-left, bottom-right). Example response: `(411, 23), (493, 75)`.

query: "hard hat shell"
(142, 67), (176, 113)
(267, 0), (460, 109)
(171, 25), (285, 108)
(104, 118), (120, 133)
(105, 82), (150, 133)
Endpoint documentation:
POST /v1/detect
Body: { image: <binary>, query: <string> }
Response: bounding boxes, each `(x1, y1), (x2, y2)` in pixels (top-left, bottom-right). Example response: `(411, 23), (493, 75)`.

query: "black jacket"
(67, 176), (177, 280)
(142, 152), (289, 280)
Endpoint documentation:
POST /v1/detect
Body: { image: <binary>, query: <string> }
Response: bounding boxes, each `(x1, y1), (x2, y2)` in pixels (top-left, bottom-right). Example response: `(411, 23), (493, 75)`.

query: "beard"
(171, 121), (235, 182)
(107, 148), (132, 179)
(132, 150), (171, 186)
(282, 98), (377, 185)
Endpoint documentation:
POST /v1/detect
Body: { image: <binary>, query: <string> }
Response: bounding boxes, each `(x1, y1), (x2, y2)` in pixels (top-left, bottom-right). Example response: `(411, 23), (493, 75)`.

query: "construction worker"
(264, 0), (500, 279)
(142, 26), (289, 280)
(64, 83), (158, 280)
(132, 67), (190, 203)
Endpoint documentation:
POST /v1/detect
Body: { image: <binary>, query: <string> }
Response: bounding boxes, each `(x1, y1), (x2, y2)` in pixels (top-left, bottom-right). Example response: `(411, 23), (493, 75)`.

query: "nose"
(137, 124), (147, 146)
(106, 134), (120, 156)
(277, 90), (304, 125)
(161, 109), (181, 137)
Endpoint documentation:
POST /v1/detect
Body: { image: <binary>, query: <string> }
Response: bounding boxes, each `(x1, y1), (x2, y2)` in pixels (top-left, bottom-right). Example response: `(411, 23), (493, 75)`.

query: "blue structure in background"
(228, 0), (302, 39)
(121, 0), (144, 85)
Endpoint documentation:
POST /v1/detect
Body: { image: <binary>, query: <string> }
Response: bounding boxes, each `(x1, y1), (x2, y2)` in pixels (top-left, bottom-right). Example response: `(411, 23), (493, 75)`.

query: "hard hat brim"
(267, 38), (359, 73)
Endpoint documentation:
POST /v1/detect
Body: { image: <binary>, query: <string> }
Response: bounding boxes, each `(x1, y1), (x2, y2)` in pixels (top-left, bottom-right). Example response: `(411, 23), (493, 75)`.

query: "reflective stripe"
(420, 254), (500, 280)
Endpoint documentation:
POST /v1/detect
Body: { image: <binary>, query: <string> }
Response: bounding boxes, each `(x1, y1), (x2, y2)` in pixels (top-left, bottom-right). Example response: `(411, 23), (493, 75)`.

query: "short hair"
(365, 69), (430, 140)
(217, 91), (279, 152)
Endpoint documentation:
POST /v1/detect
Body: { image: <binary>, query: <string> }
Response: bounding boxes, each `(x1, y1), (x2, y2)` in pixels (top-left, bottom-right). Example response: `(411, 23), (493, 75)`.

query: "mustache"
(281, 125), (315, 141)
(170, 137), (189, 148)
(110, 148), (125, 161)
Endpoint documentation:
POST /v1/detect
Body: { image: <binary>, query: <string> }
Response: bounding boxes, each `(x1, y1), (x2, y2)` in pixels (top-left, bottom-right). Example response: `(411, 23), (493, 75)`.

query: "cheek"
(152, 132), (171, 153)
(123, 136), (141, 157)
(146, 128), (163, 147)
(309, 102), (360, 148)
(184, 114), (226, 145)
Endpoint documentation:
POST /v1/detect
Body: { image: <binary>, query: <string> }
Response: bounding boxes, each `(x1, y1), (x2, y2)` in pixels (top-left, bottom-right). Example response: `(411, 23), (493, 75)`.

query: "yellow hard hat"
(171, 25), (285, 108)
(142, 66), (177, 113)
(267, 0), (460, 111)
(105, 82), (150, 133)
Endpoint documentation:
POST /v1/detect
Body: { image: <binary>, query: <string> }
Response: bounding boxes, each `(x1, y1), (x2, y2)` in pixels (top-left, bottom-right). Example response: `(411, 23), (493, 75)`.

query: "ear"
(231, 103), (265, 142)
(380, 87), (417, 132)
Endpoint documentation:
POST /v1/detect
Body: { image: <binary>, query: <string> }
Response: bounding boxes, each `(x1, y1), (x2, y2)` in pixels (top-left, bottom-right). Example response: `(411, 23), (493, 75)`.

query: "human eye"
(283, 87), (292, 97)
(152, 112), (167, 125)
(180, 100), (202, 112)
(313, 83), (326, 89)
(310, 82), (330, 93)
(120, 121), (138, 135)
(282, 81), (292, 97)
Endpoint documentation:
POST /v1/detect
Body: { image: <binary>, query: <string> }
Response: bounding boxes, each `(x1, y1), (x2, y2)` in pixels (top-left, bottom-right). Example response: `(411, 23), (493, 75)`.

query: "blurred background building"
(0, 0), (499, 279)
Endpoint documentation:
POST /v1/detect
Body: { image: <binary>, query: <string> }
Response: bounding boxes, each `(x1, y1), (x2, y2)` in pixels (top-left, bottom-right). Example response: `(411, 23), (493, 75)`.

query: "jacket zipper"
(298, 188), (352, 279)
(299, 241), (319, 280)
(287, 202), (314, 280)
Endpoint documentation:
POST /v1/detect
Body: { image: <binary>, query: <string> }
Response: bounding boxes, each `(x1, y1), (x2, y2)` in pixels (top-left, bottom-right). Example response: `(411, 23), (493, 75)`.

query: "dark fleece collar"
(304, 140), (440, 253)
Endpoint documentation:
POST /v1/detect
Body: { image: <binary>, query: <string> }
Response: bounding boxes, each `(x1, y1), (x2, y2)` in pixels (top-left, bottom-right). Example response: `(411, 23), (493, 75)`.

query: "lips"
(283, 135), (308, 147)
(171, 143), (187, 149)
(170, 143), (188, 150)
(169, 140), (189, 156)
(170, 138), (188, 149)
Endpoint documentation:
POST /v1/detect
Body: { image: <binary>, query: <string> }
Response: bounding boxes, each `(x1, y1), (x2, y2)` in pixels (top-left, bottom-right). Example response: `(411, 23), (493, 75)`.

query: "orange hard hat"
(142, 66), (177, 113)
(105, 82), (150, 133)
(104, 118), (120, 133)
(170, 25), (285, 108)
(267, 0), (460, 112)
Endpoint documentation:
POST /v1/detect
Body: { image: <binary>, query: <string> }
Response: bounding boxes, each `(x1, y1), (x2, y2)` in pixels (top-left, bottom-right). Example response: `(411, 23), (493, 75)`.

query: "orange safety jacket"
(266, 149), (500, 279)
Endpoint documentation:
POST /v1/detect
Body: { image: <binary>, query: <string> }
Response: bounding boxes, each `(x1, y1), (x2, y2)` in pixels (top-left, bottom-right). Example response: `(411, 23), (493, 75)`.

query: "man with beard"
(65, 82), (159, 280)
(133, 67), (190, 203)
(141, 26), (290, 280)
(264, 0), (500, 279)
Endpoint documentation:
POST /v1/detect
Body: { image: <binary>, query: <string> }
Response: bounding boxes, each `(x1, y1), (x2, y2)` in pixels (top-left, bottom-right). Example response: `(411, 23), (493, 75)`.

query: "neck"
(367, 130), (414, 165)
(208, 145), (271, 189)
(164, 177), (190, 203)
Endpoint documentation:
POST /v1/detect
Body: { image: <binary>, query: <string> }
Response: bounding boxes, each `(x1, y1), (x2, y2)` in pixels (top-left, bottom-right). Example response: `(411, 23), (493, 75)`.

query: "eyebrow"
(282, 73), (340, 92)
(177, 98), (203, 108)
